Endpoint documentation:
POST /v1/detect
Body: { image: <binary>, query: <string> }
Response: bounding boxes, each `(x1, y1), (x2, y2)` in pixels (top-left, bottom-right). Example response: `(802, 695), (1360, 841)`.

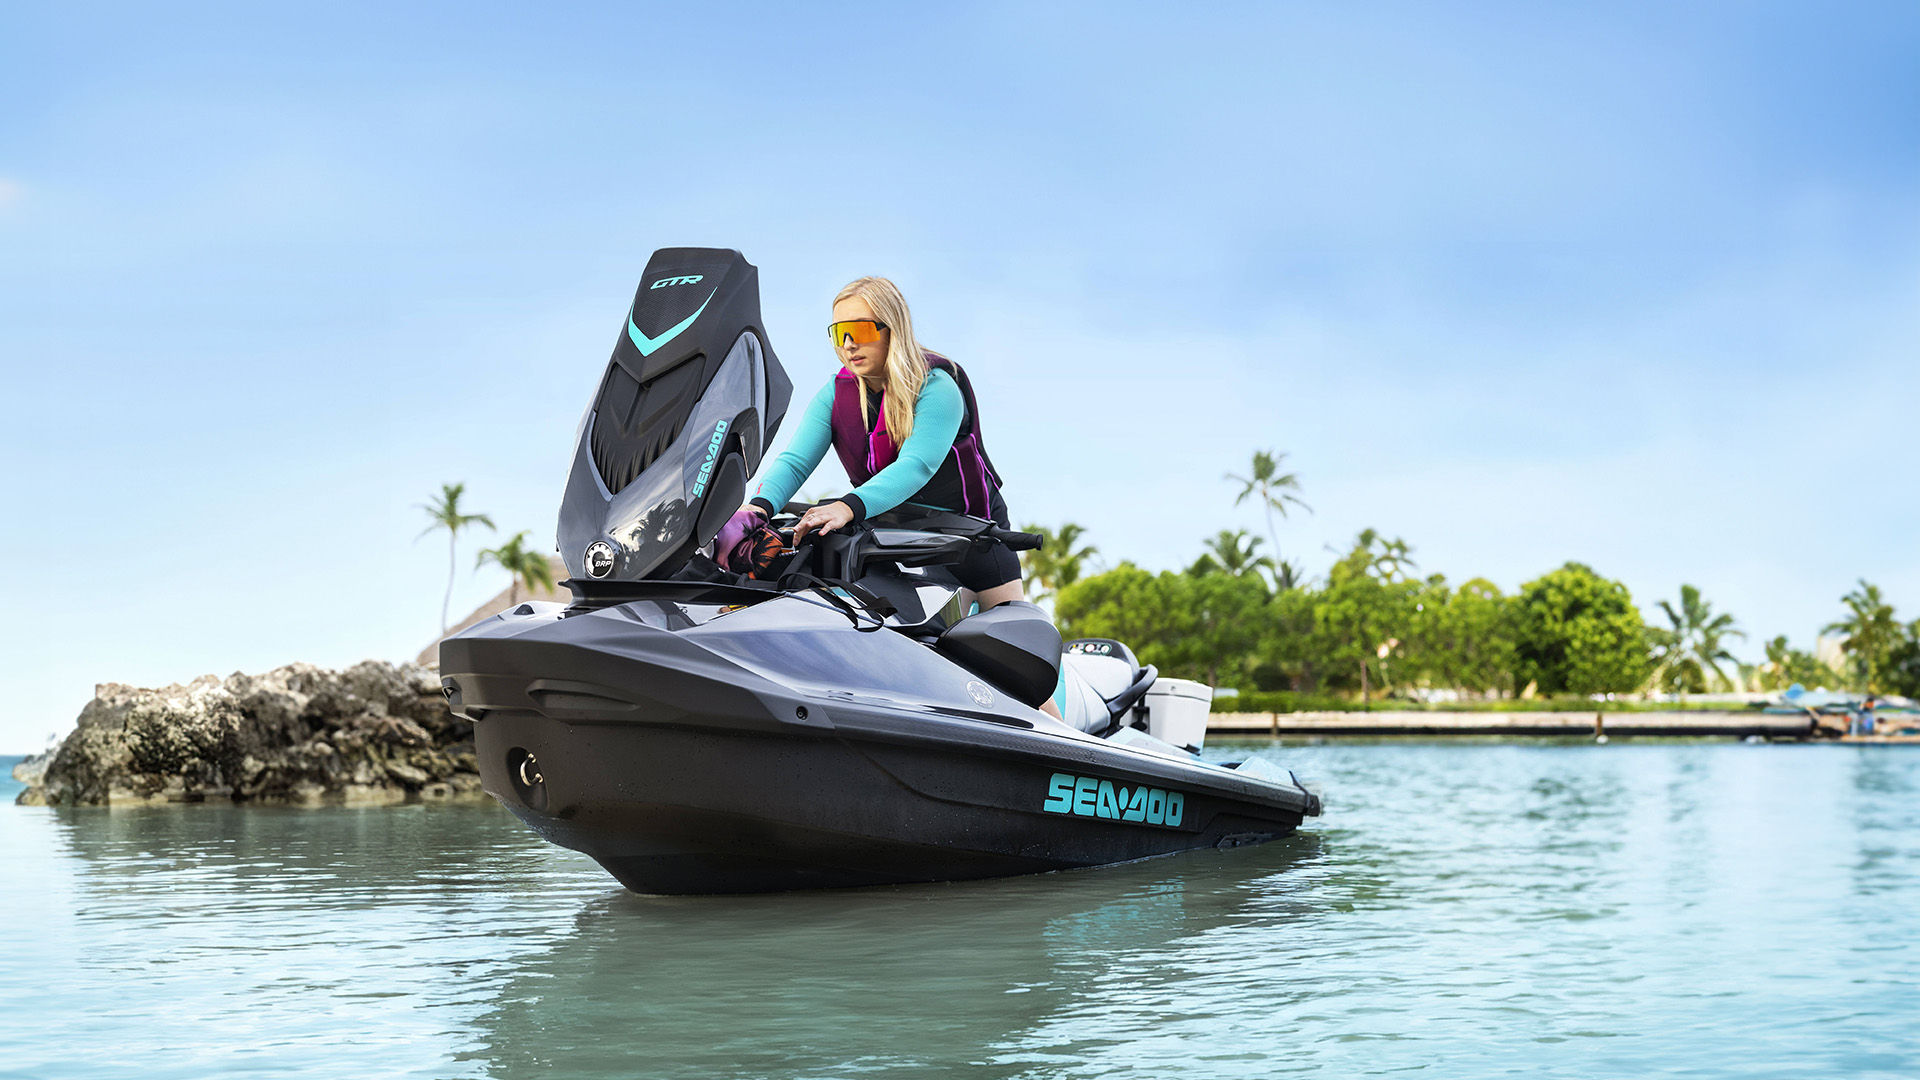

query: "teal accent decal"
(1040, 772), (1185, 826)
(627, 288), (717, 357)
(690, 418), (730, 498)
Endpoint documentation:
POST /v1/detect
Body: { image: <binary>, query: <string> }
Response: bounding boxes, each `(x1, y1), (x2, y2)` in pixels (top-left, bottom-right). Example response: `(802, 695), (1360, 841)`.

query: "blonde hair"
(835, 276), (928, 447)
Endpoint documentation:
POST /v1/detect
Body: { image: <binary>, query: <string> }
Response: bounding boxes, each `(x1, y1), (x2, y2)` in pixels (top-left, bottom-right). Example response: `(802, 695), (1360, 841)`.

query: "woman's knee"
(974, 580), (1026, 609)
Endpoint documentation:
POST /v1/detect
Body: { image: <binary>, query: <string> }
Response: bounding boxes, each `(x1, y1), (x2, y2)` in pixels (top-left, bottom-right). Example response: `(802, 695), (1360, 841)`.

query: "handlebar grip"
(992, 529), (1044, 552)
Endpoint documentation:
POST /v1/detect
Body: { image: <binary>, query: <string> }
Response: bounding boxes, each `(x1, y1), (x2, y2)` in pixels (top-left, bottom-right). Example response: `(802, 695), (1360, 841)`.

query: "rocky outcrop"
(10, 749), (52, 790)
(16, 661), (484, 807)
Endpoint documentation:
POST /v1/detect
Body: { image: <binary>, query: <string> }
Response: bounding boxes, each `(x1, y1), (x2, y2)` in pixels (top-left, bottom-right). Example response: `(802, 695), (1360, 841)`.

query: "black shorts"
(953, 490), (1022, 593)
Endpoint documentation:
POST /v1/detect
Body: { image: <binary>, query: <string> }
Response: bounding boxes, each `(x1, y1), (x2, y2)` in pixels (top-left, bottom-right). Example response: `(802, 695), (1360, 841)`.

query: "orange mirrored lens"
(828, 320), (885, 347)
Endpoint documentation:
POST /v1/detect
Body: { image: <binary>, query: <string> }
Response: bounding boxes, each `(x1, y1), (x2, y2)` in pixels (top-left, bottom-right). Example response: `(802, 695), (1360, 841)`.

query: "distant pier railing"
(1207, 711), (1815, 739)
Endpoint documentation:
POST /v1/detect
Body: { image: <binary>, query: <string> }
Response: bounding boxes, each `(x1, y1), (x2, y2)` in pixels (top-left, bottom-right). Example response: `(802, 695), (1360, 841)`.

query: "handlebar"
(990, 528), (1044, 552)
(774, 508), (1043, 553)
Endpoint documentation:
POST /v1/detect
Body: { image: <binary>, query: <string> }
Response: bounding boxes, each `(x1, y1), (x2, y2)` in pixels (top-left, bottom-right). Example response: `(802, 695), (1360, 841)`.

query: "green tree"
(1019, 522), (1098, 605)
(1446, 577), (1518, 696)
(1823, 580), (1902, 691)
(1388, 573), (1453, 693)
(477, 530), (556, 606)
(1757, 635), (1839, 691)
(1647, 584), (1745, 693)
(1055, 564), (1178, 655)
(1227, 449), (1310, 577)
(1313, 536), (1418, 703)
(1512, 562), (1651, 695)
(1882, 622), (1920, 698)
(1055, 565), (1271, 688)
(418, 482), (495, 634)
(1187, 529), (1277, 584)
(1161, 572), (1274, 687)
(1250, 584), (1320, 690)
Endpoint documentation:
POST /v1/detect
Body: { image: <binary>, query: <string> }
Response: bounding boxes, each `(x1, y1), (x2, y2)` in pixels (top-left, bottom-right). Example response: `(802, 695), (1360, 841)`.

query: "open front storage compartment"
(1143, 678), (1213, 751)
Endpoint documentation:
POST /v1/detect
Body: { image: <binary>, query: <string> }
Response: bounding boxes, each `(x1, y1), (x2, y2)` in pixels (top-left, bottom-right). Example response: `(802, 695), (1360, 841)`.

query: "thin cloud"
(0, 177), (22, 210)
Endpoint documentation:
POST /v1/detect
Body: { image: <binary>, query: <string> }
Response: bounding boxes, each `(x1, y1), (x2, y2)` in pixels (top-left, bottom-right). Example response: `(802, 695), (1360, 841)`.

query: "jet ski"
(439, 247), (1322, 894)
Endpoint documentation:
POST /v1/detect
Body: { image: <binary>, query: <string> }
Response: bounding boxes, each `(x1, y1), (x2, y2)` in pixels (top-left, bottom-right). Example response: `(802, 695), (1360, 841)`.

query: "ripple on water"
(1, 745), (1917, 1079)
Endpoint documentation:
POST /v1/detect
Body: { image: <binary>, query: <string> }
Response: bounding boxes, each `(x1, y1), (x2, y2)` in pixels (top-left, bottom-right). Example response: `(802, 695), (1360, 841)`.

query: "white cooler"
(1142, 678), (1213, 751)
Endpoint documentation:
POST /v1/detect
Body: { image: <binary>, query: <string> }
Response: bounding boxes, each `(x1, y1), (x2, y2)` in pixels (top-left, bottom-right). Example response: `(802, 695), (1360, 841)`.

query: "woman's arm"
(840, 369), (964, 521)
(748, 379), (836, 516)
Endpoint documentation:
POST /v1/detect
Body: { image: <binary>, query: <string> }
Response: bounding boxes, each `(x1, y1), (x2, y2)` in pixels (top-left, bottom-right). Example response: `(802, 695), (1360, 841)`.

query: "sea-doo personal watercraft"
(440, 247), (1321, 894)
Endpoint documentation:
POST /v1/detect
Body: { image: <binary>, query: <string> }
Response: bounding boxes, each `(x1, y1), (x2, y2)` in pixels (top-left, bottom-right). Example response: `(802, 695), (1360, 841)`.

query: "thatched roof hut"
(416, 555), (569, 667)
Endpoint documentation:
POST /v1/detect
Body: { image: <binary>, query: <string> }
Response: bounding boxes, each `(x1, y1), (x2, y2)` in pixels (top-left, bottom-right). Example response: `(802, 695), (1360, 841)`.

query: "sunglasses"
(828, 319), (888, 347)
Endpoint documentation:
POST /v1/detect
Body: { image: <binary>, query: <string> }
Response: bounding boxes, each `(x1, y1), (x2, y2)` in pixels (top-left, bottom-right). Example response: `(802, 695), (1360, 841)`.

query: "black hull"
(474, 717), (1308, 894)
(442, 597), (1319, 895)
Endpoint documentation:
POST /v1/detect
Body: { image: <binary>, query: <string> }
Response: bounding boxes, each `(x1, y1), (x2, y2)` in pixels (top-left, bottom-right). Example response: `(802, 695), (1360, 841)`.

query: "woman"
(714, 275), (1030, 613)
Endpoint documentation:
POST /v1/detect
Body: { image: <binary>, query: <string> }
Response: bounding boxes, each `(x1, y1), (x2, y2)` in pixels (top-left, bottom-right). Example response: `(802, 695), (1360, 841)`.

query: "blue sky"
(3, 3), (1918, 750)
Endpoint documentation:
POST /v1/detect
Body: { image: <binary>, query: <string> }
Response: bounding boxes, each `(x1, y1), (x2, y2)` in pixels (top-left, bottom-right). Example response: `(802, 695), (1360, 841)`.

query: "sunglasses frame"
(828, 319), (889, 345)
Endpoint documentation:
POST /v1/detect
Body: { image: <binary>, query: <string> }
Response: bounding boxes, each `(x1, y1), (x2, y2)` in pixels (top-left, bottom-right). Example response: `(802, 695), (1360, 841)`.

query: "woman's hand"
(713, 505), (768, 570)
(792, 501), (855, 542)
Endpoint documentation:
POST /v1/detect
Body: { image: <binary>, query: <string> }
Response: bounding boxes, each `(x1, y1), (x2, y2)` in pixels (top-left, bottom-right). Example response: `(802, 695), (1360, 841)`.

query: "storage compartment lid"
(1145, 678), (1214, 703)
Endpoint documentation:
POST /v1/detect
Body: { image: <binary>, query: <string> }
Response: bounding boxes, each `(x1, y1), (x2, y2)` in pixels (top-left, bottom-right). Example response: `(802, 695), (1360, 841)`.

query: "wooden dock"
(1207, 710), (1816, 739)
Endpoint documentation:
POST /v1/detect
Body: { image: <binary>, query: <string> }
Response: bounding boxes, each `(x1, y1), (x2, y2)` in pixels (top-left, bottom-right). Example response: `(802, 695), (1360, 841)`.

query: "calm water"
(2, 742), (1916, 1080)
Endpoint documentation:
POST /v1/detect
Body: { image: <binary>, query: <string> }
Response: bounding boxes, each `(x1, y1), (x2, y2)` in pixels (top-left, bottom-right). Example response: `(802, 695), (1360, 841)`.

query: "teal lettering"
(1042, 774), (1074, 814)
(690, 419), (730, 497)
(1073, 776), (1098, 816)
(1039, 772), (1187, 828)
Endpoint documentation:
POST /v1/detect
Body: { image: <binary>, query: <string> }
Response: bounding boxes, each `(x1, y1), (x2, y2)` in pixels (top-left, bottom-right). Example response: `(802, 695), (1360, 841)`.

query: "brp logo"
(649, 274), (704, 289)
(584, 541), (616, 579)
(966, 680), (995, 707)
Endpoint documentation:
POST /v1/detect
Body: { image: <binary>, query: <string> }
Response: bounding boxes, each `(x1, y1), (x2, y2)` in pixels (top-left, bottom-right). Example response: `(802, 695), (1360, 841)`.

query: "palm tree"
(1189, 529), (1277, 583)
(1226, 450), (1310, 577)
(477, 530), (556, 606)
(418, 482), (495, 634)
(1823, 579), (1901, 690)
(1272, 559), (1306, 590)
(1335, 528), (1417, 582)
(1648, 584), (1744, 693)
(1372, 535), (1416, 582)
(1759, 635), (1795, 692)
(1020, 522), (1098, 604)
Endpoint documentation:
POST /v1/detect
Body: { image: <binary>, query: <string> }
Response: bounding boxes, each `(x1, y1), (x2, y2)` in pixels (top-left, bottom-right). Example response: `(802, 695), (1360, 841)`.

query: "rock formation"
(16, 661), (483, 807)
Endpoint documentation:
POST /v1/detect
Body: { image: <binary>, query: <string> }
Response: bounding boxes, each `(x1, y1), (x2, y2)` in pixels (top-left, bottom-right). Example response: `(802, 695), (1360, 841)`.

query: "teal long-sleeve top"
(748, 368), (964, 522)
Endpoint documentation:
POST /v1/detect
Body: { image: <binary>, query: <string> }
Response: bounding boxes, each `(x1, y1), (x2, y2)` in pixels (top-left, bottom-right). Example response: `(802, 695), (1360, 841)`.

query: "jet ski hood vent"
(558, 247), (793, 582)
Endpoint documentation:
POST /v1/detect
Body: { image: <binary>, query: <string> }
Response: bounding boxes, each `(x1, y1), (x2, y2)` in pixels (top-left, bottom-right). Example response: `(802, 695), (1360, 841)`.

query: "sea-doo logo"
(966, 680), (994, 706)
(584, 541), (616, 579)
(690, 419), (730, 498)
(1042, 773), (1186, 827)
(650, 275), (704, 289)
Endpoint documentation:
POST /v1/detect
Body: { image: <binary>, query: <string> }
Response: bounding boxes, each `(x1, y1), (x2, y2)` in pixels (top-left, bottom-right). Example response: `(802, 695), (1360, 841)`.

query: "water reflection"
(25, 803), (586, 1080)
(460, 837), (1325, 1080)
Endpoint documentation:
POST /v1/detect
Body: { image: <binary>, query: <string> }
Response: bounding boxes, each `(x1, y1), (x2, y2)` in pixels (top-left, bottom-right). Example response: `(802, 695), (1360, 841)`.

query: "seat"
(1059, 642), (1157, 736)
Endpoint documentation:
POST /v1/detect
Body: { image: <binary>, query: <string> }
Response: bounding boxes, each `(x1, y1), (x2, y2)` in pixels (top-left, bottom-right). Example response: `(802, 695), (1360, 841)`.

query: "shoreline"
(1209, 710), (1915, 741)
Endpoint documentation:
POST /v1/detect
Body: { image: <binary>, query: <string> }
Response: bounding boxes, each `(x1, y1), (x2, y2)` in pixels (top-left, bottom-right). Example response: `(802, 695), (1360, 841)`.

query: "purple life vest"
(829, 352), (1003, 518)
